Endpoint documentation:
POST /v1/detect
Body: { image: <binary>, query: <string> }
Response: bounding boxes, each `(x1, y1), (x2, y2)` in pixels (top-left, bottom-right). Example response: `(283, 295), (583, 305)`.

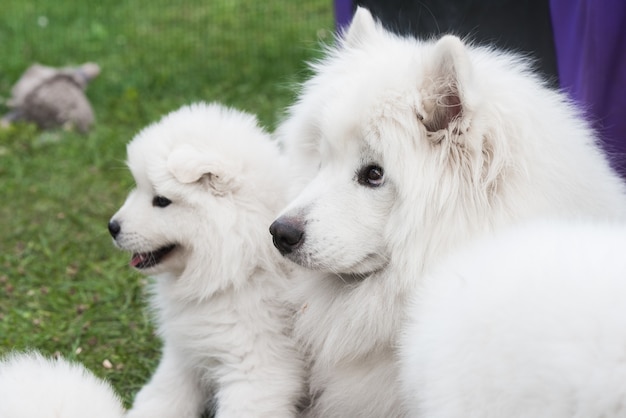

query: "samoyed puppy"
(0, 351), (124, 418)
(400, 221), (626, 418)
(269, 7), (626, 417)
(108, 103), (304, 418)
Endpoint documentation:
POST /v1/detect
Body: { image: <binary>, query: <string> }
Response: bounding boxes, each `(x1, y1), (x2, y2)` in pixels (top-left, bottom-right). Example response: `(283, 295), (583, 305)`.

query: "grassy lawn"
(0, 0), (333, 406)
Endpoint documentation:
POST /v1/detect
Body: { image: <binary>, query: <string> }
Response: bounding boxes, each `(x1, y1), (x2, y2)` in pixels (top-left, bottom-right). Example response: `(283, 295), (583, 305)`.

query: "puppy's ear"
(167, 145), (240, 195)
(343, 7), (378, 48)
(420, 36), (474, 135)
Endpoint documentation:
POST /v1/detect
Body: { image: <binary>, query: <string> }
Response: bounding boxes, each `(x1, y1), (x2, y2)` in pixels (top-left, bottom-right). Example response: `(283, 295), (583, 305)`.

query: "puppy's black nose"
(269, 217), (304, 255)
(108, 219), (121, 238)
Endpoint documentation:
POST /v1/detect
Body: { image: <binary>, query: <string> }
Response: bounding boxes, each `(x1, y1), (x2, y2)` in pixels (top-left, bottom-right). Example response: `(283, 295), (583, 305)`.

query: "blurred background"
(0, 0), (333, 404)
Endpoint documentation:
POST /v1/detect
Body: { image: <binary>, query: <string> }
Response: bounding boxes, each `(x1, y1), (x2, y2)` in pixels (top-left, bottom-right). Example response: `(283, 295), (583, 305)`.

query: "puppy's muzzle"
(269, 217), (304, 255)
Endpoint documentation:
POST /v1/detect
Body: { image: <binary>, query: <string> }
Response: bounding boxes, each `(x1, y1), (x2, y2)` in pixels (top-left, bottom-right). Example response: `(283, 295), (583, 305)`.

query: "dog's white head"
(110, 103), (288, 299)
(270, 7), (584, 278)
(271, 8), (493, 276)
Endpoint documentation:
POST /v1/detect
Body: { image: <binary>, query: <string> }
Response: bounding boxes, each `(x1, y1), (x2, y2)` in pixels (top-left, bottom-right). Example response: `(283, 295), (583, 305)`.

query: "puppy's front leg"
(213, 364), (302, 418)
(126, 343), (205, 418)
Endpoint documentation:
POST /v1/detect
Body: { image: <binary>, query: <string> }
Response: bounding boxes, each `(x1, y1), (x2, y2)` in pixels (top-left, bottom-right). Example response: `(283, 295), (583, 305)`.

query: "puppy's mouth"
(130, 244), (176, 269)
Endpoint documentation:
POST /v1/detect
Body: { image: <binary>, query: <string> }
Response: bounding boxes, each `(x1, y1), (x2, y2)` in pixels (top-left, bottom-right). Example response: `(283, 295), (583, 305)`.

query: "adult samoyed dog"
(400, 221), (626, 418)
(270, 7), (626, 417)
(0, 351), (124, 418)
(108, 103), (304, 418)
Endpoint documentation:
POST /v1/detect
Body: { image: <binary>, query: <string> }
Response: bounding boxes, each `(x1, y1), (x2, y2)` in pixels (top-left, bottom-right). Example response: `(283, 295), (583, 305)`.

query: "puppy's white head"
(110, 103), (288, 298)
(108, 141), (240, 275)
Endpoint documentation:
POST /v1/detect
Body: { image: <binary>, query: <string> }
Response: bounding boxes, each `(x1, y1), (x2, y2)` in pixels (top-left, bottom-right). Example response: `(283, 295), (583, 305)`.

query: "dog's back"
(401, 221), (626, 418)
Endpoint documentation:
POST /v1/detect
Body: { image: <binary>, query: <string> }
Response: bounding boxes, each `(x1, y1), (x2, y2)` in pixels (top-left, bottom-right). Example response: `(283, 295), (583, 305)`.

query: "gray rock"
(2, 63), (100, 133)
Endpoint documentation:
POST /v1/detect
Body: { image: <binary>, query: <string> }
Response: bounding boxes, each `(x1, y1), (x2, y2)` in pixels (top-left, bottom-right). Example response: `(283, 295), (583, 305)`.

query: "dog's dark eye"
(357, 165), (385, 187)
(152, 196), (172, 208)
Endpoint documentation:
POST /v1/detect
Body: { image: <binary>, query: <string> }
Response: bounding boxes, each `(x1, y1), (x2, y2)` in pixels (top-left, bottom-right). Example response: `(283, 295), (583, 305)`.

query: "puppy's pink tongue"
(130, 253), (146, 267)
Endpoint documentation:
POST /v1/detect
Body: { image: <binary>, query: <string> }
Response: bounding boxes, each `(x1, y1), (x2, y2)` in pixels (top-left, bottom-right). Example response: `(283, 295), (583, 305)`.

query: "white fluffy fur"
(273, 7), (626, 417)
(110, 102), (304, 418)
(0, 351), (124, 418)
(400, 221), (626, 417)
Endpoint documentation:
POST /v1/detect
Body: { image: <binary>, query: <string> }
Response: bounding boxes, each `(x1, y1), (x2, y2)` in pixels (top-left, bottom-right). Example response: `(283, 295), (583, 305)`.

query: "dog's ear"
(343, 7), (378, 48)
(420, 35), (474, 135)
(167, 145), (240, 195)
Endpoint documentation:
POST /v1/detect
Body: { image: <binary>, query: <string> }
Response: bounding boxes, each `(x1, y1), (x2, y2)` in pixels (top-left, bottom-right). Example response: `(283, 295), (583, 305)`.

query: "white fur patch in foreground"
(0, 351), (124, 418)
(401, 221), (626, 418)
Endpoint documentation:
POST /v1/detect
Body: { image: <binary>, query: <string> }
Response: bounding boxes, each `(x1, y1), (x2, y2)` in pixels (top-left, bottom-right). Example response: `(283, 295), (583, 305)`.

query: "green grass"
(0, 0), (333, 406)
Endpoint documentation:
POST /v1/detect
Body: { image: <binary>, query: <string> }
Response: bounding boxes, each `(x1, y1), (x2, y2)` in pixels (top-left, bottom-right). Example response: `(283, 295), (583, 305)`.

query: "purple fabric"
(335, 0), (354, 30)
(550, 0), (626, 178)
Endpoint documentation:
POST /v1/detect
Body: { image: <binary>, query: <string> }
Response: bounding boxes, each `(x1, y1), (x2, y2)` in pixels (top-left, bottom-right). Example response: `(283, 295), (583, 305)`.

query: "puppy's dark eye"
(357, 165), (384, 187)
(152, 196), (172, 208)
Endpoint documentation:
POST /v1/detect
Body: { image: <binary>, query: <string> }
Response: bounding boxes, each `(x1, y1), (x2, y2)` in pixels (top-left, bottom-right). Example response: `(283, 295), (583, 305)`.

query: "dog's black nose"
(269, 217), (304, 255)
(108, 219), (121, 238)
